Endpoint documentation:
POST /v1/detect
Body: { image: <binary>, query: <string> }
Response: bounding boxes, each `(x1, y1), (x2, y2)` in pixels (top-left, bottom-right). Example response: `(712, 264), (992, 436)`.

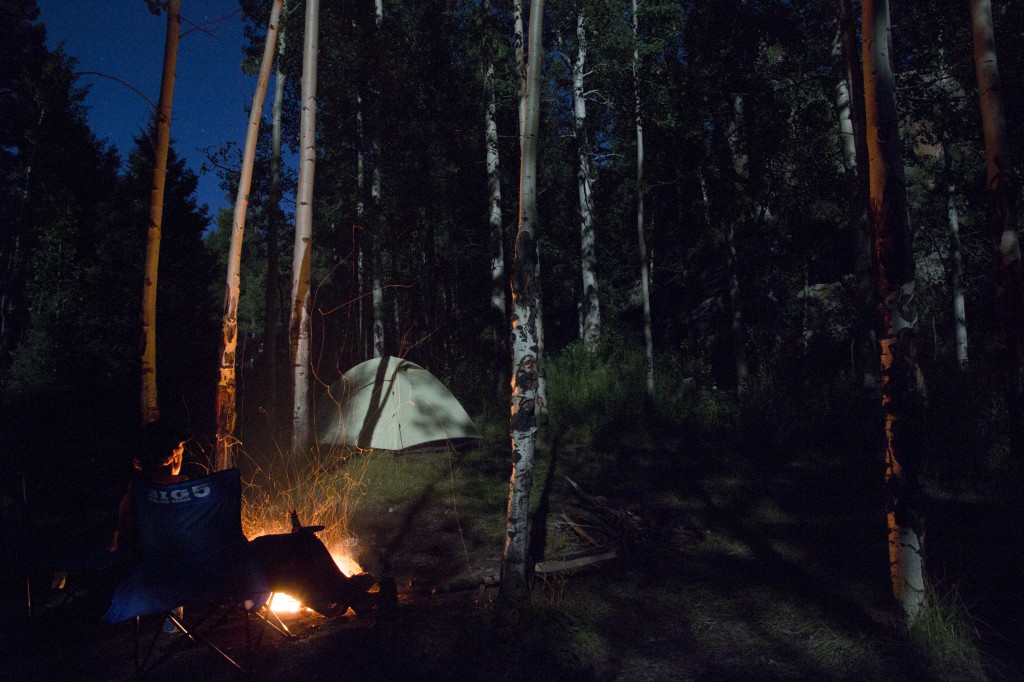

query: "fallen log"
(534, 549), (617, 575)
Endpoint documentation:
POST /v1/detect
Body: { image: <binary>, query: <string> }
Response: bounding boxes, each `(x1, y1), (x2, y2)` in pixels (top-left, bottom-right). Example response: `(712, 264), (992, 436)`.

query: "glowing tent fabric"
(317, 356), (481, 453)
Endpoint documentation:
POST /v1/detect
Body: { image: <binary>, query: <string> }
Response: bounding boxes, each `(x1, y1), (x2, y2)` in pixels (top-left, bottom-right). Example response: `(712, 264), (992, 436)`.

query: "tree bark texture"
(862, 0), (927, 624)
(290, 0), (319, 453)
(971, 0), (1024, 455)
(215, 0), (282, 471)
(572, 10), (600, 351)
(139, 0), (181, 425)
(501, 0), (544, 607)
(483, 0), (508, 395)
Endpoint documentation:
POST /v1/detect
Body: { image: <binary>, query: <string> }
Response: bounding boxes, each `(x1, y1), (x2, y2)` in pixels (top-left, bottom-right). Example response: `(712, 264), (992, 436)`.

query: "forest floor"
(12, 424), (1024, 681)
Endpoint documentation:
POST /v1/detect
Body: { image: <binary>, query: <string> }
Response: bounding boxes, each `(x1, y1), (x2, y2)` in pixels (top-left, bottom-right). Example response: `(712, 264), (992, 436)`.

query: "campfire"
(265, 542), (363, 614)
(246, 503), (366, 615)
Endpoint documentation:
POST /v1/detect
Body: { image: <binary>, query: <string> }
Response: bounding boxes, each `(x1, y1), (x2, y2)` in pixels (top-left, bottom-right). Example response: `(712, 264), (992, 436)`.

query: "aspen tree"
(862, 0), (927, 623)
(290, 0), (319, 453)
(215, 0), (283, 471)
(633, 0), (654, 395)
(572, 8), (601, 351)
(140, 0), (181, 425)
(501, 0), (544, 606)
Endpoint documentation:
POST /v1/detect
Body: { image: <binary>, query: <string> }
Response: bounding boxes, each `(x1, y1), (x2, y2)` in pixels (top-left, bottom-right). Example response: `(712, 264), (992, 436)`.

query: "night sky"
(35, 0), (265, 222)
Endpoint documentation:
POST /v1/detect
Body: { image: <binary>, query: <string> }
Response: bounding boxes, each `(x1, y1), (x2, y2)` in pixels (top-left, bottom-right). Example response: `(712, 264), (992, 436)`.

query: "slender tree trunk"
(140, 0), (181, 425)
(265, 0), (288, 417)
(943, 140), (968, 369)
(836, 0), (878, 390)
(513, 0), (547, 422)
(971, 0), (1024, 455)
(862, 0), (927, 624)
(501, 0), (544, 607)
(290, 0), (319, 454)
(572, 10), (600, 351)
(355, 83), (367, 358)
(215, 0), (283, 471)
(721, 94), (749, 394)
(633, 0), (654, 395)
(483, 0), (508, 394)
(371, 0), (385, 359)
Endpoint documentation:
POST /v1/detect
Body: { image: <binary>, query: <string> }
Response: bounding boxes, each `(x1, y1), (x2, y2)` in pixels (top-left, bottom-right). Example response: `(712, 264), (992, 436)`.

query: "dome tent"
(316, 356), (481, 453)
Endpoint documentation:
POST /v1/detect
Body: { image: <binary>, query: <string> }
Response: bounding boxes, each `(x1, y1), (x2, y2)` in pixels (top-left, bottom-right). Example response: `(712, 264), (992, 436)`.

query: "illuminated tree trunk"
(289, 0), (319, 453)
(633, 0), (654, 395)
(513, 0), (547, 422)
(862, 0), (927, 624)
(139, 0), (181, 425)
(215, 0), (283, 471)
(572, 10), (600, 351)
(971, 0), (1024, 452)
(265, 0), (288, 414)
(835, 0), (877, 389)
(501, 0), (544, 606)
(484, 0), (508, 393)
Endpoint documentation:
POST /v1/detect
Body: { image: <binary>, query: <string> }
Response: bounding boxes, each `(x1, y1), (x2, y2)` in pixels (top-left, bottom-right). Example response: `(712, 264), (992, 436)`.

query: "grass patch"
(909, 582), (988, 682)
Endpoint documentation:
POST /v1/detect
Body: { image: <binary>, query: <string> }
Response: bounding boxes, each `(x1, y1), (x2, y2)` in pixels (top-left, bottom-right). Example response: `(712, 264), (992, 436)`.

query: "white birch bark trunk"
(140, 0), (181, 425)
(216, 0), (283, 471)
(484, 0), (508, 394)
(290, 0), (319, 454)
(573, 11), (600, 351)
(862, 0), (926, 624)
(513, 0), (546, 421)
(501, 0), (544, 606)
(371, 0), (385, 359)
(633, 0), (654, 395)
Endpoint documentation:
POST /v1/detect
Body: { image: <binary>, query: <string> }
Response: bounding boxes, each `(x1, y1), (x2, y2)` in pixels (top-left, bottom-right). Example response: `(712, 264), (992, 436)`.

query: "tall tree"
(971, 0), (1024, 453)
(862, 0), (927, 623)
(571, 6), (601, 351)
(501, 0), (544, 606)
(264, 0), (288, 415)
(289, 0), (319, 453)
(370, 0), (385, 358)
(513, 0), (547, 422)
(633, 0), (653, 395)
(483, 0), (508, 393)
(835, 0), (877, 389)
(215, 0), (283, 471)
(140, 0), (181, 425)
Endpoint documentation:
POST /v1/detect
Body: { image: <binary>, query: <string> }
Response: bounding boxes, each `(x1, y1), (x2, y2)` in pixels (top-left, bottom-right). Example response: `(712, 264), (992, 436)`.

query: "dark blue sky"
(36, 0), (266, 222)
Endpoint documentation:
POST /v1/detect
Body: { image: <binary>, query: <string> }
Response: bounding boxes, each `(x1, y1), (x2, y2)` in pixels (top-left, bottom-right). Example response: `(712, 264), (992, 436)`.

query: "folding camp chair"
(102, 468), (282, 676)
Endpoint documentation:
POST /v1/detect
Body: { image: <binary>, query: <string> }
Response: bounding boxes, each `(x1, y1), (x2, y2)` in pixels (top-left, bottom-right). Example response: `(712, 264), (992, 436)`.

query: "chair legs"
(133, 603), (258, 677)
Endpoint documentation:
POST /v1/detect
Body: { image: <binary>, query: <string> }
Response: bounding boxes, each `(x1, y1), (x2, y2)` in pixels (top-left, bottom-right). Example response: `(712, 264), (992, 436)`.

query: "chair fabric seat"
(102, 469), (268, 623)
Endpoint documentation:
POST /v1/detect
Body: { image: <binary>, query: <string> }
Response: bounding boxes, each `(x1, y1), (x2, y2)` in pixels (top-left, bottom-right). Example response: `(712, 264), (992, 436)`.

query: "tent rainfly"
(316, 356), (481, 453)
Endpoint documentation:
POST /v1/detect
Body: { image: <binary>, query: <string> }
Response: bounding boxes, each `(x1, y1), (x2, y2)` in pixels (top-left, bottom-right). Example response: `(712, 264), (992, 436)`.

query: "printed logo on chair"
(147, 483), (212, 504)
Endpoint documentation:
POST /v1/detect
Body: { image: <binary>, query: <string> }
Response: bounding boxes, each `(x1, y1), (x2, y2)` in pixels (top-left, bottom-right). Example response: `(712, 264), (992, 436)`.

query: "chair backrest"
(131, 468), (247, 564)
(103, 469), (267, 624)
